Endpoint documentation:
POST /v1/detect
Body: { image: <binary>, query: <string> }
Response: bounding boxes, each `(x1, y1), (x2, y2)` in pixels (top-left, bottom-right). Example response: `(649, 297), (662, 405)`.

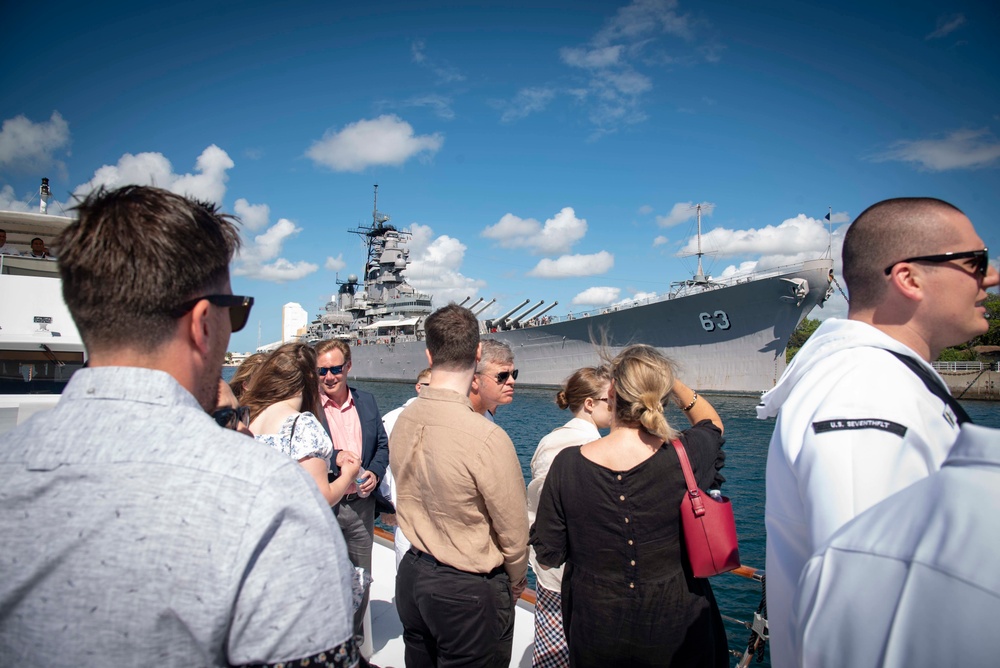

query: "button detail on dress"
(619, 494), (625, 501)
(617, 474), (622, 480)
(630, 559), (636, 566)
(628, 539), (634, 545)
(629, 582), (635, 589)
(624, 517), (629, 524)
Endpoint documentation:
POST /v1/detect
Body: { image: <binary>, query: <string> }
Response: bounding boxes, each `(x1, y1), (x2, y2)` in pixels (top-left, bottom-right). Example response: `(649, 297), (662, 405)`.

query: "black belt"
(407, 548), (505, 577)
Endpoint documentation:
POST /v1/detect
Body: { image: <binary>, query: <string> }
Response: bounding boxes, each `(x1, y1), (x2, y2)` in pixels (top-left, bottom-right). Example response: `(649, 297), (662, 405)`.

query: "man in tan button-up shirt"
(391, 304), (529, 667)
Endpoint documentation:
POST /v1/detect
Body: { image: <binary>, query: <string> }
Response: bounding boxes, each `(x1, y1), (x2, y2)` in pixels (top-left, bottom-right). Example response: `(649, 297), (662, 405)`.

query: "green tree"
(786, 317), (822, 362)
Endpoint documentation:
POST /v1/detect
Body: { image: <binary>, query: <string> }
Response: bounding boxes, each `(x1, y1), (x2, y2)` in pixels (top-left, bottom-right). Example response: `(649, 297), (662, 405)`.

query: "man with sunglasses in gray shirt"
(0, 186), (358, 667)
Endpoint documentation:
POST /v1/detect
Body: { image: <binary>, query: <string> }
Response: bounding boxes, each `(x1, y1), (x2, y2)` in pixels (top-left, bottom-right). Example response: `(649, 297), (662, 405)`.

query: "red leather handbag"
(671, 438), (741, 578)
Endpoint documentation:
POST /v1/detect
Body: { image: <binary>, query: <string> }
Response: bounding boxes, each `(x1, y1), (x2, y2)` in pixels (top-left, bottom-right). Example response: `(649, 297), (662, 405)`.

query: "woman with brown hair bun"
(527, 365), (613, 668)
(241, 342), (360, 505)
(530, 344), (728, 667)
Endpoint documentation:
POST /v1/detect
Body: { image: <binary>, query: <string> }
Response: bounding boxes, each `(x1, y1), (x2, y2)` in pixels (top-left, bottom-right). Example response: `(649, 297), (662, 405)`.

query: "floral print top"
(255, 411), (333, 464)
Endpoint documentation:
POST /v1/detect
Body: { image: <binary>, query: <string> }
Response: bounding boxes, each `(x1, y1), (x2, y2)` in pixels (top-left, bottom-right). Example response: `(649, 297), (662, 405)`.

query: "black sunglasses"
(884, 249), (989, 277)
(212, 405), (250, 430)
(170, 294), (254, 332)
(480, 368), (518, 384)
(318, 364), (346, 376)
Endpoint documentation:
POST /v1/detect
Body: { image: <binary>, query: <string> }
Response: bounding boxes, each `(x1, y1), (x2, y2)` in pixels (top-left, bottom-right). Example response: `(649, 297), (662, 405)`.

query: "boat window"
(0, 350), (84, 395)
(0, 254), (61, 278)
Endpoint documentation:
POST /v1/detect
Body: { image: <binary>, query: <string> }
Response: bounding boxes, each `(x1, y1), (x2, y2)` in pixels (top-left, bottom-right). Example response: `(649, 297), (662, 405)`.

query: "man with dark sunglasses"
(0, 186), (358, 667)
(315, 338), (390, 661)
(470, 339), (517, 421)
(758, 196), (998, 668)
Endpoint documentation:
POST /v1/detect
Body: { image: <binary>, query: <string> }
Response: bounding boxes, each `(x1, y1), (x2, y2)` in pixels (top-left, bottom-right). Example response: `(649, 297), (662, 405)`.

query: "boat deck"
(368, 529), (536, 667)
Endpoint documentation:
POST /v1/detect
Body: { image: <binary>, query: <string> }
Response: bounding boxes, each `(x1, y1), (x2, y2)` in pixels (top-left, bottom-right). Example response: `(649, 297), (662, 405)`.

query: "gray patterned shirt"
(0, 366), (355, 666)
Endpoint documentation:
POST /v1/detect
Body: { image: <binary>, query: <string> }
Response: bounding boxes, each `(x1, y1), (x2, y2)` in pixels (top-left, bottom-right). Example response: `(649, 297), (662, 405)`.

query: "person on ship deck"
(531, 344), (729, 667)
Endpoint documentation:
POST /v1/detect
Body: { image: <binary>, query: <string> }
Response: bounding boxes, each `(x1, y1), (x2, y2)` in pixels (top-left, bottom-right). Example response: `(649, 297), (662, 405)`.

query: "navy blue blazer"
(326, 386), (391, 510)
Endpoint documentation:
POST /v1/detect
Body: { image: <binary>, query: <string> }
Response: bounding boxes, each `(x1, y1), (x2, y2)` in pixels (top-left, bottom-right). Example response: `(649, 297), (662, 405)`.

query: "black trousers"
(396, 549), (514, 668)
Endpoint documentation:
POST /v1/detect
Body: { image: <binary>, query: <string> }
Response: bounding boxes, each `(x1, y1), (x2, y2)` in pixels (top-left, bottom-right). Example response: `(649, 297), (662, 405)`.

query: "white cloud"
(0, 184), (33, 212)
(677, 214), (838, 266)
(926, 14), (965, 40)
(679, 214), (830, 257)
(638, 204), (653, 215)
(653, 235), (669, 246)
(594, 0), (692, 45)
(0, 111), (70, 174)
(233, 218), (318, 283)
(573, 286), (621, 305)
(657, 201), (715, 227)
(482, 207), (588, 255)
(74, 144), (234, 203)
(869, 129), (1000, 171)
(528, 251), (614, 278)
(234, 198), (270, 231)
(403, 94), (455, 121)
(305, 115), (444, 172)
(410, 39), (465, 83)
(829, 211), (851, 224)
(560, 45), (624, 69)
(404, 222), (486, 305)
(500, 88), (558, 123)
(556, 0), (705, 135)
(325, 254), (346, 272)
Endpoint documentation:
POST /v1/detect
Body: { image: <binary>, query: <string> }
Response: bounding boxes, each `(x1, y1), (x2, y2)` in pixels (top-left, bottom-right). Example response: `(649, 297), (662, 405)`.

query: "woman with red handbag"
(530, 344), (729, 667)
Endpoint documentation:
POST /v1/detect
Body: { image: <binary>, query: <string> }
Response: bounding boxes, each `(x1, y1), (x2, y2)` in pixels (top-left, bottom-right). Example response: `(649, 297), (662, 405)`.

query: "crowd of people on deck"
(1, 186), (997, 668)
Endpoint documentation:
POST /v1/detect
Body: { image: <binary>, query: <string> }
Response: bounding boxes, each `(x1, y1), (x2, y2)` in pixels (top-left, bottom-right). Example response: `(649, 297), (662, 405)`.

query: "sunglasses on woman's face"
(212, 405), (250, 430)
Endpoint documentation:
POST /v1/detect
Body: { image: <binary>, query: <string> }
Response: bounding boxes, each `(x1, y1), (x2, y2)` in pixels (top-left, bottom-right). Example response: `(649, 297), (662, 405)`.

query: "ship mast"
(695, 204), (705, 281)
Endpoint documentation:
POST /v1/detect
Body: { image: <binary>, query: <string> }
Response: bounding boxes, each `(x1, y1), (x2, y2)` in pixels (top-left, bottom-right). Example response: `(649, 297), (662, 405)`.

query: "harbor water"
(224, 367), (999, 666)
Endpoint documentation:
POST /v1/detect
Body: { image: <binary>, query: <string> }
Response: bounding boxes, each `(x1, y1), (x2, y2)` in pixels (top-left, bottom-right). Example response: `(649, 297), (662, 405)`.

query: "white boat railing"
(932, 361), (1000, 372)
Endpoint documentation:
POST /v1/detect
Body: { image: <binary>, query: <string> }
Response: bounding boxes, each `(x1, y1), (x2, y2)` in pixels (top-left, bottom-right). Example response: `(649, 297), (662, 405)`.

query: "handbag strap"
(670, 439), (706, 518)
(288, 414), (301, 445)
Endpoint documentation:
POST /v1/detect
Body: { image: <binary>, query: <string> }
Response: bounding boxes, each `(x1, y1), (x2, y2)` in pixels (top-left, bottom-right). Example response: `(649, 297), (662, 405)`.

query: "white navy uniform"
(793, 423), (1000, 667)
(756, 318), (961, 668)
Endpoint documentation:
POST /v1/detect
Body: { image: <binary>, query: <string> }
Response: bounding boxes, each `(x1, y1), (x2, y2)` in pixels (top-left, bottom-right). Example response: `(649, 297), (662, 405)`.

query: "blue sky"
(2, 0), (997, 352)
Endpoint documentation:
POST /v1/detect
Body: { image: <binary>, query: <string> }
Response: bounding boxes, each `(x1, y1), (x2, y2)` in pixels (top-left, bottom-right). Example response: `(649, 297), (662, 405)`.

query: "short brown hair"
(424, 304), (479, 371)
(315, 338), (352, 364)
(843, 197), (963, 310)
(240, 343), (321, 422)
(59, 185), (241, 350)
(556, 365), (612, 412)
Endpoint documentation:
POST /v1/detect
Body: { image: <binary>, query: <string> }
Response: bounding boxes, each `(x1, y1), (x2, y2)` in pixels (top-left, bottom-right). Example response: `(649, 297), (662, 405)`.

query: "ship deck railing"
(932, 361), (1000, 372)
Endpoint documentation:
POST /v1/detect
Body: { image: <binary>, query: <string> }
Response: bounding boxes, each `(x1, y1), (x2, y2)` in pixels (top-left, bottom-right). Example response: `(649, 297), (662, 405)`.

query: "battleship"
(301, 187), (835, 393)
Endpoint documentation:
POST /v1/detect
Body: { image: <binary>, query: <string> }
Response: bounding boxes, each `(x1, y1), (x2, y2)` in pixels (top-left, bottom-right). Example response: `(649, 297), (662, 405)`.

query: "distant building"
(282, 302), (308, 343)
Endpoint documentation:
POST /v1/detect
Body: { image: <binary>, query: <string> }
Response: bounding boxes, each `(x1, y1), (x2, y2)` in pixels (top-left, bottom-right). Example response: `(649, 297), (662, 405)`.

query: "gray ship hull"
(348, 258), (834, 393)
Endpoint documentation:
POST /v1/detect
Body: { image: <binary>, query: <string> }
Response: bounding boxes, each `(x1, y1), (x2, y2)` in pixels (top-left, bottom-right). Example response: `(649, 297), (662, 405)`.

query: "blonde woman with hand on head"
(530, 345), (728, 667)
(241, 342), (360, 505)
(527, 365), (613, 668)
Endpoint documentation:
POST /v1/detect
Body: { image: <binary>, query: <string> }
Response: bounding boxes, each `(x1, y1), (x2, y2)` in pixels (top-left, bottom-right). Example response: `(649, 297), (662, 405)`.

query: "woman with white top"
(527, 365), (613, 668)
(241, 342), (360, 505)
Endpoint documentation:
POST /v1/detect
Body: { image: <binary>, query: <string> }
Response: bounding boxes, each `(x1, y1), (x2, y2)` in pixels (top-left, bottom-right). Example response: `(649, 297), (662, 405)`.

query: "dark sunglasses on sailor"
(883, 248), (989, 277)
(170, 294), (255, 332)
(212, 405), (251, 431)
(487, 368), (518, 384)
(318, 364), (346, 376)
